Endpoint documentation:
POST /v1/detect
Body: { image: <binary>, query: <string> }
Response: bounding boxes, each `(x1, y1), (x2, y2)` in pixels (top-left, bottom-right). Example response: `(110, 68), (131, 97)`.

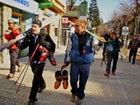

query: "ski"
(85, 29), (113, 51)
(0, 33), (26, 52)
(0, 15), (58, 52)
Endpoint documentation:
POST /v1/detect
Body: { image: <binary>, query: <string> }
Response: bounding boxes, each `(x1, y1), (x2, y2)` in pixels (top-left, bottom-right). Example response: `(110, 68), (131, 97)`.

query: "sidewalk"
(0, 46), (140, 105)
(55, 45), (66, 54)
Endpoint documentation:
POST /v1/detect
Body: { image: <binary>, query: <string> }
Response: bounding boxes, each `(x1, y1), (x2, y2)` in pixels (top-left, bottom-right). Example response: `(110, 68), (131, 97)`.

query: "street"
(0, 47), (140, 105)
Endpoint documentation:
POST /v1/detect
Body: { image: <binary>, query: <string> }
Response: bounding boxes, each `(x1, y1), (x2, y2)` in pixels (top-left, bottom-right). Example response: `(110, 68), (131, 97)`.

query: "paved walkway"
(0, 46), (140, 105)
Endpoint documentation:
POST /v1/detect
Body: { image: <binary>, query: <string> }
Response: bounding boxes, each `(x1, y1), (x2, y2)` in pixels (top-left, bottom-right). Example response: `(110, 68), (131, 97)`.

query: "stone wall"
(0, 6), (12, 64)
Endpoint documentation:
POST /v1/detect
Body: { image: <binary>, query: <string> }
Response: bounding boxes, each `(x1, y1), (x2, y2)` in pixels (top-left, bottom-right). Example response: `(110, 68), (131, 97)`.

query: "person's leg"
(112, 53), (119, 73)
(70, 62), (79, 102)
(105, 54), (113, 74)
(29, 63), (45, 101)
(102, 46), (106, 60)
(7, 49), (19, 78)
(132, 50), (137, 64)
(129, 49), (133, 63)
(30, 63), (46, 89)
(16, 59), (24, 72)
(77, 63), (90, 100)
(70, 62), (79, 95)
(10, 49), (19, 73)
(37, 63), (46, 92)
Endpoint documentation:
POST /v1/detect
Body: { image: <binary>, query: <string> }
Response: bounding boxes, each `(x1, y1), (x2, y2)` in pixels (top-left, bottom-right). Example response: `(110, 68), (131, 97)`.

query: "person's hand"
(38, 46), (44, 52)
(98, 41), (103, 46)
(100, 37), (106, 42)
(49, 58), (57, 66)
(48, 54), (57, 66)
(62, 62), (70, 69)
(9, 39), (16, 43)
(39, 41), (51, 49)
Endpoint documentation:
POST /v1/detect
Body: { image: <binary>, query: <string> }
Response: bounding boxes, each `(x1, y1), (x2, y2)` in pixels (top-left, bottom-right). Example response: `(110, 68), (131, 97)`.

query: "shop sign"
(12, 0), (29, 7)
(39, 2), (53, 9)
(0, 0), (39, 14)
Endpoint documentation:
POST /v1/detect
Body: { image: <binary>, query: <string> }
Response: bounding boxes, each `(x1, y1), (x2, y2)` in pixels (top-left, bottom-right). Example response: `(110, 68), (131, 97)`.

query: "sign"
(39, 2), (53, 9)
(122, 26), (129, 35)
(0, 0), (39, 14)
(13, 0), (29, 7)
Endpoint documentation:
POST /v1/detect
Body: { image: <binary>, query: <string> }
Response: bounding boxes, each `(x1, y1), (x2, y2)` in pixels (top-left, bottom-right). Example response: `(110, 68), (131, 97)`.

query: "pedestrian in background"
(17, 20), (57, 105)
(128, 35), (140, 64)
(4, 19), (23, 79)
(101, 30), (111, 61)
(62, 19), (94, 105)
(104, 31), (123, 77)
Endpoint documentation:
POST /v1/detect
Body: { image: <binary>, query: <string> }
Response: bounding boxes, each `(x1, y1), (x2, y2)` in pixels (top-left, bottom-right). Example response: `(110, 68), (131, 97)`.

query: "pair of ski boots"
(54, 69), (68, 89)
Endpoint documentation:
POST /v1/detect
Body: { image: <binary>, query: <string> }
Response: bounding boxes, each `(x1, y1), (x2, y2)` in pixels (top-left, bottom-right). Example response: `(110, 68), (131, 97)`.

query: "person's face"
(110, 33), (116, 39)
(74, 24), (85, 34)
(32, 24), (41, 34)
(8, 21), (14, 28)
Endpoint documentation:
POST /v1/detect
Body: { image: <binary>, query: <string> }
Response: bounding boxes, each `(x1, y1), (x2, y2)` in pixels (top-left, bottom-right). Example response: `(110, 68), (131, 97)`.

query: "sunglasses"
(8, 22), (14, 24)
(75, 24), (81, 27)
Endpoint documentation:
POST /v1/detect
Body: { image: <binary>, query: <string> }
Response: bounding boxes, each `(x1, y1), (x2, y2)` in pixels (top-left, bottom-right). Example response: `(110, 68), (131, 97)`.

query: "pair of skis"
(0, 15), (59, 52)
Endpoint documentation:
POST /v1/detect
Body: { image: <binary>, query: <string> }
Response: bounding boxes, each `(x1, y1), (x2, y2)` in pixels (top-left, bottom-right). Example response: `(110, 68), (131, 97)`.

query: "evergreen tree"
(88, 0), (100, 27)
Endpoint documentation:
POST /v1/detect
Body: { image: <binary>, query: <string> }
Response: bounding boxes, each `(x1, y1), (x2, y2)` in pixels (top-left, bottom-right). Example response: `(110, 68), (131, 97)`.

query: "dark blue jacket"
(64, 32), (94, 64)
(108, 38), (121, 54)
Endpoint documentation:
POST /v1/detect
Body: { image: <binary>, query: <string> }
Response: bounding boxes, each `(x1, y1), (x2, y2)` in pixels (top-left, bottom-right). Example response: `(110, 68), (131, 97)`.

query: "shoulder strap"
(86, 35), (93, 46)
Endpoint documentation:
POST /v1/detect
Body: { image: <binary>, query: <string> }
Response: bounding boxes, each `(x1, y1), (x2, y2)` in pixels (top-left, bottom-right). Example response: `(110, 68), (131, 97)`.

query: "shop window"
(12, 12), (23, 31)
(12, 12), (22, 23)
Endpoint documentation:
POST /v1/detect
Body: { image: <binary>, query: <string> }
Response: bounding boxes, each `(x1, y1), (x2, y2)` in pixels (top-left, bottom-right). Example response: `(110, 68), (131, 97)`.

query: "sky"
(75, 0), (129, 23)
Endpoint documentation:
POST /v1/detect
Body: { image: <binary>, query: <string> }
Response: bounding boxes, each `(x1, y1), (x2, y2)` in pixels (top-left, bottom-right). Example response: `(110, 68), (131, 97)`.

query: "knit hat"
(32, 20), (42, 27)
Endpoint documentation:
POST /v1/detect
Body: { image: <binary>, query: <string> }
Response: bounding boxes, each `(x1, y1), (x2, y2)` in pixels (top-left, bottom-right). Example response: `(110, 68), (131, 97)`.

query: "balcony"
(35, 0), (66, 13)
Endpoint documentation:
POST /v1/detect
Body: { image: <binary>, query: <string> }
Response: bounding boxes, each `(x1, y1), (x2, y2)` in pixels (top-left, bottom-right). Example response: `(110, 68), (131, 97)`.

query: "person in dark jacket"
(101, 31), (111, 62)
(128, 35), (140, 64)
(104, 31), (122, 77)
(62, 19), (94, 105)
(18, 20), (56, 105)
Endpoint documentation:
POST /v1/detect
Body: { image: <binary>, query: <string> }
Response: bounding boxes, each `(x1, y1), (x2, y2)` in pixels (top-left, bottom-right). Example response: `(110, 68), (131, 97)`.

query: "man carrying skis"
(17, 20), (57, 105)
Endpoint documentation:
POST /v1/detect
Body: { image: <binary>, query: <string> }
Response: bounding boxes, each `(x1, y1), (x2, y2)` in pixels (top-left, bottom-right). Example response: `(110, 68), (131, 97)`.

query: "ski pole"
(15, 43), (40, 85)
(16, 43), (40, 94)
(15, 61), (30, 85)
(16, 62), (30, 94)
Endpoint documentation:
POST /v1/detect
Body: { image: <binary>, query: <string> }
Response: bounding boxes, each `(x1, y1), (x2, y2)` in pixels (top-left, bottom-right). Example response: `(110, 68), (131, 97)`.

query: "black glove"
(39, 41), (51, 50)
(104, 42), (109, 46)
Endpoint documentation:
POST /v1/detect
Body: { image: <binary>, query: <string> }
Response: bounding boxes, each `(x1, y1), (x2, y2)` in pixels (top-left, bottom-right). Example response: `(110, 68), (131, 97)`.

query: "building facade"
(0, 0), (66, 64)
